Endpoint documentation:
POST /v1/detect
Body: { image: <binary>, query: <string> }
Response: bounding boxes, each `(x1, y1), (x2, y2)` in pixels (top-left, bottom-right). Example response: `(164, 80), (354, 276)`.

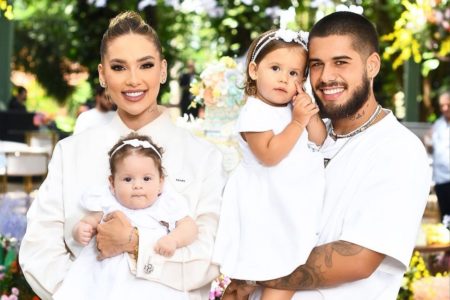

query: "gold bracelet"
(133, 226), (139, 259)
(128, 226), (134, 243)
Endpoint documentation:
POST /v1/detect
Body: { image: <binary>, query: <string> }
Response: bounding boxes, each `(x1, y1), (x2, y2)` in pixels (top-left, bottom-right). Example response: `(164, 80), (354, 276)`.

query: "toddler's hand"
(154, 235), (177, 257)
(73, 221), (95, 246)
(292, 82), (319, 127)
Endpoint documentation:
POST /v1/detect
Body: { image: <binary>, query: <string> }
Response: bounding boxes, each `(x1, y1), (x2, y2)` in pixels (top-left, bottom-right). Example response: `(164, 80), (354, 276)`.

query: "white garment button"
(144, 263), (154, 274)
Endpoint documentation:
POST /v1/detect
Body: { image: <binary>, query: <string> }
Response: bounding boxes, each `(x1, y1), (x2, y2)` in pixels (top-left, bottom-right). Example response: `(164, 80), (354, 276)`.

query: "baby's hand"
(73, 221), (95, 246)
(154, 235), (177, 257)
(292, 82), (319, 127)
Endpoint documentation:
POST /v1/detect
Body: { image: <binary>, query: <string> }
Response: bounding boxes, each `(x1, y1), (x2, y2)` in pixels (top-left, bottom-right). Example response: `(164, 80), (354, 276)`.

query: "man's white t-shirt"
(252, 111), (431, 300)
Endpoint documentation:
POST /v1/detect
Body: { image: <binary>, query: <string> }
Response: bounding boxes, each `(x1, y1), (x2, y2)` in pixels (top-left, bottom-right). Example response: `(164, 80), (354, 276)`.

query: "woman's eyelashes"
(110, 62), (154, 72)
(142, 62), (154, 69)
(111, 64), (125, 71)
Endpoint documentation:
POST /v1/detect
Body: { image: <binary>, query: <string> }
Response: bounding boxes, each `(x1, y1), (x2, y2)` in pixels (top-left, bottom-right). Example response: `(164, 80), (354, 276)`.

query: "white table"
(0, 140), (49, 193)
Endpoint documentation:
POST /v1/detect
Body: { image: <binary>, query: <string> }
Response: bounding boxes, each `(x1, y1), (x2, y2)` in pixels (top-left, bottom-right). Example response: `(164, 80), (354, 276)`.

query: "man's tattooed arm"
(258, 240), (385, 290)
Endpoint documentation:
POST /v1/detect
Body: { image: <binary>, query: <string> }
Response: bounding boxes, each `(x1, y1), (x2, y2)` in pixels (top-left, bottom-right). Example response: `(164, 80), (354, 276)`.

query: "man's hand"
(221, 279), (257, 300)
(96, 210), (134, 260)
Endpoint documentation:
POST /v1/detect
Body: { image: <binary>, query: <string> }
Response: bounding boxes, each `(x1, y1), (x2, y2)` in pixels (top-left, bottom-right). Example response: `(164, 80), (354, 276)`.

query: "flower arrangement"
(189, 56), (245, 109)
(0, 196), (27, 242)
(0, 235), (38, 300)
(209, 274), (231, 300)
(422, 223), (450, 245)
(398, 251), (449, 300)
(0, 194), (38, 299)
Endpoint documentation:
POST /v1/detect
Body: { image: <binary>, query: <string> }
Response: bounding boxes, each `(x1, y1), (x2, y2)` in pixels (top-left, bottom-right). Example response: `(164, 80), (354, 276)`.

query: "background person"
(73, 85), (115, 134)
(19, 11), (225, 300)
(224, 11), (431, 300)
(426, 91), (450, 221)
(179, 60), (199, 117)
(8, 86), (28, 112)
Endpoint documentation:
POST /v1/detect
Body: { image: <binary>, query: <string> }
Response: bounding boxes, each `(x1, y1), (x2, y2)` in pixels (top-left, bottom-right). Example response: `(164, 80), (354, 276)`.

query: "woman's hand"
(96, 210), (135, 260)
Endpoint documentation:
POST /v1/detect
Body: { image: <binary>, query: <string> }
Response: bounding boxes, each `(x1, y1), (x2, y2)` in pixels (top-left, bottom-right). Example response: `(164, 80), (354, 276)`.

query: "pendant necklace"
(324, 104), (383, 168)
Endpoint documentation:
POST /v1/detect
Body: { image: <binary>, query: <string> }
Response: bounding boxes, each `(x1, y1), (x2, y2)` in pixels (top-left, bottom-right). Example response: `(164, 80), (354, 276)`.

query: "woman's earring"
(100, 81), (106, 88)
(160, 73), (167, 84)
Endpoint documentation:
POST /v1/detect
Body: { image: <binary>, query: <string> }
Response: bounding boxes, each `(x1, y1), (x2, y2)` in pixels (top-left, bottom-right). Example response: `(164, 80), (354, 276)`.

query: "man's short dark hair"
(308, 11), (379, 57)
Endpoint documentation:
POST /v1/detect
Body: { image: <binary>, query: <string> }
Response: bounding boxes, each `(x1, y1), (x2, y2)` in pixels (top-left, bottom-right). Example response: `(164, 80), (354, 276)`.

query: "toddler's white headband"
(251, 29), (309, 63)
(110, 139), (162, 159)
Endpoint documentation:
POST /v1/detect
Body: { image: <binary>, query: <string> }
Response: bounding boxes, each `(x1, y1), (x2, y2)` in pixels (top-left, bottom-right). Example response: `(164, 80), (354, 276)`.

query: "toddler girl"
(54, 133), (197, 299)
(213, 29), (326, 299)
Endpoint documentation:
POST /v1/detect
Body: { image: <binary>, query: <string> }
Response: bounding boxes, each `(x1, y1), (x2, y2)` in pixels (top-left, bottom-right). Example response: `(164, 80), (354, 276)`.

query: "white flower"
(274, 29), (298, 43)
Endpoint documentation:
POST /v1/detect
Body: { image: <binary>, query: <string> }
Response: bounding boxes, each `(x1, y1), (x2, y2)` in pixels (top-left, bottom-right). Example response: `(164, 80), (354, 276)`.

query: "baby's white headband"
(110, 138), (162, 159)
(251, 29), (309, 63)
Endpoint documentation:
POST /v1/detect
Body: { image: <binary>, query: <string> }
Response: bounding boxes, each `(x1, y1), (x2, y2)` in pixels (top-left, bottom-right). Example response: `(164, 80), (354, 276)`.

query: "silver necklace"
(330, 104), (382, 140)
(323, 137), (354, 168)
(324, 105), (383, 168)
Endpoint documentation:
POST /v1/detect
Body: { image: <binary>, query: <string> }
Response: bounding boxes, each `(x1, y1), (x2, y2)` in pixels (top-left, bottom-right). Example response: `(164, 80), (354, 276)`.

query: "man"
(179, 60), (199, 117)
(8, 86), (27, 112)
(73, 85), (115, 134)
(427, 91), (450, 221)
(224, 11), (430, 300)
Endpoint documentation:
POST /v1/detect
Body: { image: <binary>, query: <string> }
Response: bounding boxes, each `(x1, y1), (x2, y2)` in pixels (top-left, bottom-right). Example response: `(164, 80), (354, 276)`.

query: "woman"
(19, 11), (225, 300)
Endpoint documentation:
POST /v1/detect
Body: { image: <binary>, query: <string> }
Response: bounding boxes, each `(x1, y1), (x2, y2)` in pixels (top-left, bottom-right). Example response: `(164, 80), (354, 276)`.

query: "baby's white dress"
(54, 185), (190, 300)
(213, 96), (325, 280)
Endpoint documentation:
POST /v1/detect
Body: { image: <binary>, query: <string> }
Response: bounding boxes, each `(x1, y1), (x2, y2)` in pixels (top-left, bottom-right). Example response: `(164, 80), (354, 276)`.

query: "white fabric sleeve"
(73, 112), (88, 135)
(79, 185), (111, 212)
(157, 184), (191, 231)
(18, 143), (72, 300)
(135, 147), (225, 291)
(340, 141), (430, 270)
(236, 99), (275, 133)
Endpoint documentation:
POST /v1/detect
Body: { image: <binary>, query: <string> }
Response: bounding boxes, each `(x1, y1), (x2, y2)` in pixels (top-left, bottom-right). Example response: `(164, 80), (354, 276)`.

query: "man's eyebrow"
(309, 55), (353, 62)
(332, 55), (352, 60)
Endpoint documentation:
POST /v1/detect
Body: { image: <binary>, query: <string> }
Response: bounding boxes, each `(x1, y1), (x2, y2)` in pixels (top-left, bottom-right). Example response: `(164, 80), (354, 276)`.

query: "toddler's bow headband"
(110, 139), (162, 159)
(251, 29), (309, 62)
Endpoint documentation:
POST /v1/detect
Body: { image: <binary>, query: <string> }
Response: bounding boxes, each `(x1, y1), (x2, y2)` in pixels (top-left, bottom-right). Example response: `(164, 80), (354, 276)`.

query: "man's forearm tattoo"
(258, 241), (363, 290)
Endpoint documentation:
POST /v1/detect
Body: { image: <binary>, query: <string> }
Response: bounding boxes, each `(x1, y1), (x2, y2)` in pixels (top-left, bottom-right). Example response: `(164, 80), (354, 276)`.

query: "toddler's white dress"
(213, 96), (325, 280)
(54, 185), (190, 300)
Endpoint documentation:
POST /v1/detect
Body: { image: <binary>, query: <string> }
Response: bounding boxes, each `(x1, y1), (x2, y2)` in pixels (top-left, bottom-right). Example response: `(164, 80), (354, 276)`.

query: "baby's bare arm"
(154, 216), (198, 257)
(73, 212), (104, 245)
(307, 114), (327, 146)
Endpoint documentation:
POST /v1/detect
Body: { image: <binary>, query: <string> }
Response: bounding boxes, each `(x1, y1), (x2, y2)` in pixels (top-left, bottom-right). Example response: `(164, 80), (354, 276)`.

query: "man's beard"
(313, 74), (370, 119)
